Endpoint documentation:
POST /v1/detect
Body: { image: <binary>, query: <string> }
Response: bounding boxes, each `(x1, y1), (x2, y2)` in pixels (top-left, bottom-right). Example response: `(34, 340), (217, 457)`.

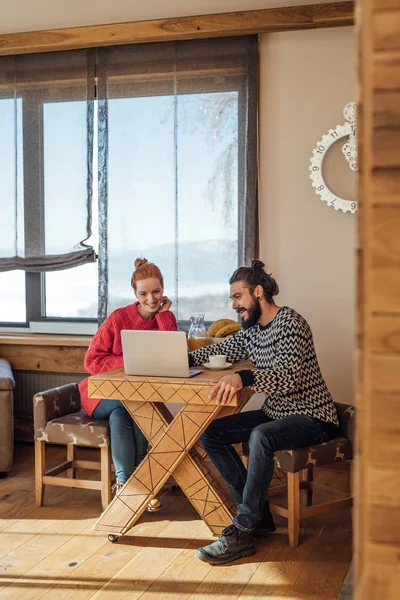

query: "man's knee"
(200, 421), (220, 449)
(249, 425), (274, 454)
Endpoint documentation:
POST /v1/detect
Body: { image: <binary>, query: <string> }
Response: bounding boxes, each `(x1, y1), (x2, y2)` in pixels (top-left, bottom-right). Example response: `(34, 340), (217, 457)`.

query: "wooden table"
(88, 363), (253, 538)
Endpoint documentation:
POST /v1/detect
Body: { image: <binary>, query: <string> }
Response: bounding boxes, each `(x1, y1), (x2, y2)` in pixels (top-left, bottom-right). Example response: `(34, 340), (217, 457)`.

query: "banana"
(208, 318), (237, 337)
(214, 322), (241, 338)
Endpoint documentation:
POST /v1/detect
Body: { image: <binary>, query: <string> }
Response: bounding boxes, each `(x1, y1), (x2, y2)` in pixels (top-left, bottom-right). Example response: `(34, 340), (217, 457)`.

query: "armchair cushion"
(274, 437), (352, 472)
(37, 410), (110, 447)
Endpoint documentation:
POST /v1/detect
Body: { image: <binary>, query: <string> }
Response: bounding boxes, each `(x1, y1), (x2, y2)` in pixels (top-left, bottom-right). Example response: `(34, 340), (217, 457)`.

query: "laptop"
(121, 330), (203, 378)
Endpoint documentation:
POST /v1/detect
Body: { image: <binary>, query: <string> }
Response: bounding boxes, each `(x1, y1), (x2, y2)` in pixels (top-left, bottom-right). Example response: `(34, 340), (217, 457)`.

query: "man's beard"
(238, 295), (262, 330)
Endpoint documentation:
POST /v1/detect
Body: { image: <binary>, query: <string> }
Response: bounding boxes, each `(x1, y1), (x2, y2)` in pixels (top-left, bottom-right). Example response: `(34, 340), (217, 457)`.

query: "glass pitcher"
(187, 313), (209, 352)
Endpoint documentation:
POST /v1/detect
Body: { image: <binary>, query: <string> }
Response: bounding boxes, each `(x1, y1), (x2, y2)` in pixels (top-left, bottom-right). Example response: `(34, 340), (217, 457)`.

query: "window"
(0, 37), (258, 329)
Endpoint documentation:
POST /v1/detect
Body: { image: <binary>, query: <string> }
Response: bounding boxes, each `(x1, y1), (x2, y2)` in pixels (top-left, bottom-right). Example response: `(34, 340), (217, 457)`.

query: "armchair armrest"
(34, 383), (81, 434)
(0, 359), (15, 391)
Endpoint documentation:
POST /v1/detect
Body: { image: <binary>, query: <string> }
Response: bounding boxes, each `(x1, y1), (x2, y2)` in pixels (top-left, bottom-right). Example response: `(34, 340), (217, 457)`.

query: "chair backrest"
(33, 383), (81, 433)
(334, 402), (355, 446)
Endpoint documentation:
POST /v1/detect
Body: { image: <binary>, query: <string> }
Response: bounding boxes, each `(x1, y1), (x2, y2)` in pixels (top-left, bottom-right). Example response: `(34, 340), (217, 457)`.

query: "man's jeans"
(201, 410), (334, 532)
(93, 400), (148, 484)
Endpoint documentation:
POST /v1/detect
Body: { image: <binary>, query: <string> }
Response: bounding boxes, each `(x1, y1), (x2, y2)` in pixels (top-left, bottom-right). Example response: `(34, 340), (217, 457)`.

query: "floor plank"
(91, 518), (208, 600)
(0, 444), (352, 600)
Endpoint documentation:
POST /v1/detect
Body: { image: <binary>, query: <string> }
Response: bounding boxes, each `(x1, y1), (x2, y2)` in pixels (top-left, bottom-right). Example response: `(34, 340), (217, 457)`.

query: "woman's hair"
(131, 258), (164, 292)
(229, 260), (279, 304)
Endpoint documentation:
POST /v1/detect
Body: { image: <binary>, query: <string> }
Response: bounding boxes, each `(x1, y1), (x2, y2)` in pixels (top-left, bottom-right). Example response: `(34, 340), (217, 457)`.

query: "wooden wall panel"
(368, 466), (400, 506)
(371, 316), (400, 353)
(372, 129), (400, 167)
(370, 355), (400, 392)
(373, 12), (400, 50)
(356, 0), (400, 597)
(370, 207), (400, 312)
(370, 393), (400, 429)
(373, 53), (400, 91)
(374, 92), (400, 129)
(367, 429), (400, 468)
(371, 169), (400, 203)
(0, 345), (86, 373)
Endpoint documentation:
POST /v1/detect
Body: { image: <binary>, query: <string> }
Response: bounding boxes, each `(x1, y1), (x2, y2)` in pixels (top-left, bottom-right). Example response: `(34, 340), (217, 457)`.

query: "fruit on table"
(208, 319), (241, 338)
(215, 322), (241, 338)
(208, 319), (236, 337)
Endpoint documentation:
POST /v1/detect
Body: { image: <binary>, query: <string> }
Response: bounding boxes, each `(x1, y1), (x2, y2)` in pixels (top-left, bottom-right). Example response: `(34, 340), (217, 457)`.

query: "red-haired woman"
(79, 258), (177, 509)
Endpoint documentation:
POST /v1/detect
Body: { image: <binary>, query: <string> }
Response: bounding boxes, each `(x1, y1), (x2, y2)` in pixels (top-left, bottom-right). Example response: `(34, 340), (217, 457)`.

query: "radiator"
(14, 371), (86, 416)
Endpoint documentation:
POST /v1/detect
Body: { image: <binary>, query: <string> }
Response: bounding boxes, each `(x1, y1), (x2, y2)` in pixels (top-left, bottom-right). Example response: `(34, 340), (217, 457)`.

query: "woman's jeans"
(93, 400), (148, 484)
(201, 410), (335, 532)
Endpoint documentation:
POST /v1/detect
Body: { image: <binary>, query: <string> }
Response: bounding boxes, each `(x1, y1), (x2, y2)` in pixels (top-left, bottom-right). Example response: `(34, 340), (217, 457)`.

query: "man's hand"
(209, 373), (243, 405)
(158, 296), (172, 313)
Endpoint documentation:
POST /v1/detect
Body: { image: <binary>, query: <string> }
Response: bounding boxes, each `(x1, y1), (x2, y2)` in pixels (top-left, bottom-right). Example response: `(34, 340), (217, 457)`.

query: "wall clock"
(309, 102), (358, 214)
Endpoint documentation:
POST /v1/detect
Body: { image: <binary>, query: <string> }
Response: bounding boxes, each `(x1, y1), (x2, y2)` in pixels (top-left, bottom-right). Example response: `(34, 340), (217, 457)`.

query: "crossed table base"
(88, 364), (253, 537)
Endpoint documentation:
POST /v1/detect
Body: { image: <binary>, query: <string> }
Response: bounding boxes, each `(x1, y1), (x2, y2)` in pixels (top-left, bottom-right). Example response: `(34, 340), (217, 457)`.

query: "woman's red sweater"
(79, 302), (177, 416)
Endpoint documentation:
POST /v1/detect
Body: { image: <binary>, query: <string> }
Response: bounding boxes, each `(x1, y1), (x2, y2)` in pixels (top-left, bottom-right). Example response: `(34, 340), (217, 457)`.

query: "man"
(189, 260), (339, 565)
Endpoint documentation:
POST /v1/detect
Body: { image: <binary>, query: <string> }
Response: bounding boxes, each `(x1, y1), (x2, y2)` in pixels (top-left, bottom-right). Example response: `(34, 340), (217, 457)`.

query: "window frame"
(0, 50), (256, 331)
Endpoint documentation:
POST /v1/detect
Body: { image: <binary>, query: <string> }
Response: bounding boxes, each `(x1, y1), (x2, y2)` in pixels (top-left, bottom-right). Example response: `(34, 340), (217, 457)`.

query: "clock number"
(331, 131), (339, 139)
(317, 145), (325, 154)
(312, 166), (319, 171)
(331, 199), (337, 204)
(351, 202), (356, 210)
(317, 185), (325, 191)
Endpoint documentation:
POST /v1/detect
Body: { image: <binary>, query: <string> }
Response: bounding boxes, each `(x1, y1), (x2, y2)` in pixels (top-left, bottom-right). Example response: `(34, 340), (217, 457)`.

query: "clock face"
(309, 122), (357, 214)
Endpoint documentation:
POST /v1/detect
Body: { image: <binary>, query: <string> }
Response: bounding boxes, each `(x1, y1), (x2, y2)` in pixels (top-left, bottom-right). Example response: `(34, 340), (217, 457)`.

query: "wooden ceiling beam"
(0, 2), (354, 56)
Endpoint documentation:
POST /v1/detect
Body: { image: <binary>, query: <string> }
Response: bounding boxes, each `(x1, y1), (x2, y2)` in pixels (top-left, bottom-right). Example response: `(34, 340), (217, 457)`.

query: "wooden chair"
(33, 383), (112, 510)
(242, 402), (354, 547)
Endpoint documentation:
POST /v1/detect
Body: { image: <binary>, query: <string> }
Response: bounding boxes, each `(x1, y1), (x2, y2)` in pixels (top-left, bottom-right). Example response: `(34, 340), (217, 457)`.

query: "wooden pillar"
(356, 0), (400, 596)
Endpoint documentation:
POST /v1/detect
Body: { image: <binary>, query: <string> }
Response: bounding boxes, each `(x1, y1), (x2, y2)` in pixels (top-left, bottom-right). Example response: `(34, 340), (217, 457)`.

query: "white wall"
(258, 26), (356, 406)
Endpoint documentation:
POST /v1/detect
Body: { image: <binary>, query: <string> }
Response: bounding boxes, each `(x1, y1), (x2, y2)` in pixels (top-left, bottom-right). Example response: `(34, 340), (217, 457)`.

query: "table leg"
(143, 390), (253, 534)
(123, 401), (236, 534)
(93, 402), (224, 534)
(92, 388), (253, 536)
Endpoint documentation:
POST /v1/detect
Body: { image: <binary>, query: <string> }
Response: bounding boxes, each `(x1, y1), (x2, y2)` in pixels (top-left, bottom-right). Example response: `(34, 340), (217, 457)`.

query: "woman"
(79, 258), (177, 510)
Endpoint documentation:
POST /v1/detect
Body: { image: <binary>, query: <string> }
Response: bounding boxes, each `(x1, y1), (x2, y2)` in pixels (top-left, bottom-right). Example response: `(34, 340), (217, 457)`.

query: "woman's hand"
(158, 296), (172, 313)
(209, 373), (243, 405)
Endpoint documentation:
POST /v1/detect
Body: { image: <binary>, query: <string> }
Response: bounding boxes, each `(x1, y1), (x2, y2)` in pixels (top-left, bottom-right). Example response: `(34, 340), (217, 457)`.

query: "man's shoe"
(196, 524), (255, 565)
(254, 500), (276, 537)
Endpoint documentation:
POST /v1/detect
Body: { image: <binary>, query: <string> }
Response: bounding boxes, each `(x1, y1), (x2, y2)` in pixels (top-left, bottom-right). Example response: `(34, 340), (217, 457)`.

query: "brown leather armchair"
(0, 359), (15, 476)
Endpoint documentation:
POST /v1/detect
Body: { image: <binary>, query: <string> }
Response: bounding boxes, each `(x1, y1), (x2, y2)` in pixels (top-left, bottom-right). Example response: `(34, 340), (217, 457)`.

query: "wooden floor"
(0, 444), (352, 600)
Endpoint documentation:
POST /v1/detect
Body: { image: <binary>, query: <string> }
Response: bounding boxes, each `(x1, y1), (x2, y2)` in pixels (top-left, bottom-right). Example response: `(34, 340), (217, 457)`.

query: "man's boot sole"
(195, 547), (256, 565)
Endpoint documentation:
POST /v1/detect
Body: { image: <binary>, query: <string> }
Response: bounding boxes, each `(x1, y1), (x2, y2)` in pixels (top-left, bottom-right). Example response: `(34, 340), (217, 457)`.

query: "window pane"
(0, 271), (26, 322)
(45, 262), (98, 318)
(0, 98), (24, 257)
(43, 101), (88, 254)
(176, 92), (238, 321)
(106, 92), (238, 322)
(43, 100), (98, 319)
(107, 96), (175, 315)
